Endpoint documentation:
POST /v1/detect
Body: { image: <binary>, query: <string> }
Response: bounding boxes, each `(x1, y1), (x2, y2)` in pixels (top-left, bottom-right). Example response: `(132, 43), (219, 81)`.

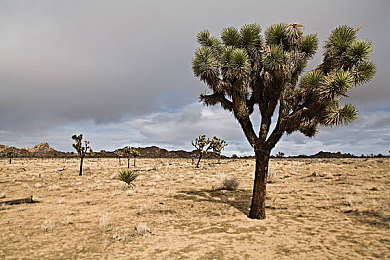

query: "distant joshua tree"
(192, 135), (211, 168)
(209, 136), (228, 162)
(123, 146), (141, 167)
(190, 154), (197, 165)
(131, 147), (141, 167)
(192, 135), (227, 167)
(71, 134), (93, 176)
(276, 152), (285, 158)
(192, 23), (375, 219)
(5, 148), (15, 164)
(115, 150), (123, 166)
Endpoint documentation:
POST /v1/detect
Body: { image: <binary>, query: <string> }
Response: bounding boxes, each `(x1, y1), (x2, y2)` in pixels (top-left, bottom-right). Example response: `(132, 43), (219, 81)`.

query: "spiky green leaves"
(263, 45), (290, 71)
(118, 169), (138, 187)
(301, 34), (318, 58)
(265, 23), (287, 46)
(230, 49), (249, 71)
(320, 71), (354, 99)
(354, 61), (376, 84)
(197, 30), (221, 48)
(192, 135), (211, 154)
(300, 70), (324, 90)
(192, 46), (220, 82)
(221, 27), (240, 46)
(324, 103), (358, 126)
(327, 25), (357, 53)
(209, 136), (228, 156)
(347, 40), (372, 63)
(240, 24), (262, 49)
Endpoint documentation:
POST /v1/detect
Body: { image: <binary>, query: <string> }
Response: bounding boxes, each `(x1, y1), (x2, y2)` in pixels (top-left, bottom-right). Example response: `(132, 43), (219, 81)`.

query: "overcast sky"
(0, 0), (389, 156)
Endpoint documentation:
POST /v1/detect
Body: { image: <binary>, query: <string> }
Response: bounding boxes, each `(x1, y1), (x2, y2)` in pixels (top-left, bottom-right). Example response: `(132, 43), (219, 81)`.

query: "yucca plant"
(192, 23), (375, 219)
(118, 169), (138, 187)
(71, 134), (93, 176)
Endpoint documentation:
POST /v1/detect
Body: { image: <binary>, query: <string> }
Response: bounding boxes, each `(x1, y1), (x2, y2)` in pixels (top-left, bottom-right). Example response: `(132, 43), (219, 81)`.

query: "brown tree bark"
(196, 153), (203, 168)
(248, 149), (270, 219)
(79, 157), (83, 176)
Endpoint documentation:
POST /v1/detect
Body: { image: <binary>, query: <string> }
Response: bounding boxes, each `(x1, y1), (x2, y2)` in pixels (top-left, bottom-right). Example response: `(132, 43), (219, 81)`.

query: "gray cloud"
(0, 0), (389, 155)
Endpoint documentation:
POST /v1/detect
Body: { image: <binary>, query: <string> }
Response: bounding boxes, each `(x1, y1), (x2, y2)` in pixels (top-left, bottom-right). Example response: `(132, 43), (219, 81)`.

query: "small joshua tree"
(71, 134), (93, 176)
(190, 154), (197, 165)
(209, 136), (228, 163)
(192, 135), (211, 168)
(123, 146), (132, 168)
(276, 151), (285, 158)
(115, 149), (122, 166)
(5, 148), (15, 164)
(131, 147), (141, 167)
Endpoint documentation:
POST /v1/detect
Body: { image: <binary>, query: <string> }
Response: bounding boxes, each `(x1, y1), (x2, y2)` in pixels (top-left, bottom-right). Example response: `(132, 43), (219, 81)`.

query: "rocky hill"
(0, 143), (221, 159)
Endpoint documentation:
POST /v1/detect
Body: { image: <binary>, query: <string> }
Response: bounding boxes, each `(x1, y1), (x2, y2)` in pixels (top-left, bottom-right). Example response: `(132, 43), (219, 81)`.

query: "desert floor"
(0, 157), (389, 259)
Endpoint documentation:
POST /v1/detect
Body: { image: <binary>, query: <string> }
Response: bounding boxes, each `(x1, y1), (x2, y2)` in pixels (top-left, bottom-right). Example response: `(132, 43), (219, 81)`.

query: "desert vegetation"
(192, 135), (227, 168)
(0, 157), (388, 259)
(71, 134), (93, 176)
(192, 23), (376, 219)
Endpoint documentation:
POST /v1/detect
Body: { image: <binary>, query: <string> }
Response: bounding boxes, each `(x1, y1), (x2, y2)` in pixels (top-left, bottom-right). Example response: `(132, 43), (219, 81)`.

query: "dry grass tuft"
(42, 219), (55, 232)
(100, 213), (113, 232)
(220, 176), (239, 190)
(134, 223), (151, 237)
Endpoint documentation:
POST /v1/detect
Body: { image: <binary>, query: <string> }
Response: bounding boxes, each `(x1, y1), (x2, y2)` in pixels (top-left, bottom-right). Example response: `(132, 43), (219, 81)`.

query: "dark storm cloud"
(0, 0), (389, 155)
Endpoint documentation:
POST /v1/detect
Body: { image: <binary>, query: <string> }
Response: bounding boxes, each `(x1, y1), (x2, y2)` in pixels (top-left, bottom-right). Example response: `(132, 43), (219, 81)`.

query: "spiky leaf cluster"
(192, 23), (375, 150)
(191, 135), (211, 154)
(209, 136), (228, 157)
(71, 134), (93, 158)
(118, 169), (138, 187)
(130, 148), (141, 157)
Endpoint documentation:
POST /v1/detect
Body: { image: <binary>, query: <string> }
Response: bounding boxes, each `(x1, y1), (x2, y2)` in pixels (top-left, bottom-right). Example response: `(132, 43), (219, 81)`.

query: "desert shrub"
(118, 169), (138, 187)
(221, 176), (239, 190)
(134, 223), (151, 237)
(267, 171), (277, 183)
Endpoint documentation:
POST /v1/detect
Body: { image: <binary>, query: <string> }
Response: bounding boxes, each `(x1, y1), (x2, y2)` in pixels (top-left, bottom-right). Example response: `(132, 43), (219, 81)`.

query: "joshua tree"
(190, 154), (197, 165)
(192, 135), (212, 168)
(123, 146), (132, 168)
(115, 149), (122, 166)
(192, 23), (375, 219)
(131, 147), (141, 167)
(71, 134), (93, 176)
(209, 136), (228, 162)
(276, 151), (285, 158)
(5, 148), (15, 164)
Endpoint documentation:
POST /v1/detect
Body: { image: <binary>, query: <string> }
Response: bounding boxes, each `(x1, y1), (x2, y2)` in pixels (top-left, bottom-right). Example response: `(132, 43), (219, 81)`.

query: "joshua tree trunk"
(127, 157), (130, 168)
(248, 149), (270, 219)
(79, 157), (83, 176)
(118, 157), (121, 166)
(133, 157), (136, 167)
(196, 153), (203, 168)
(9, 158), (11, 164)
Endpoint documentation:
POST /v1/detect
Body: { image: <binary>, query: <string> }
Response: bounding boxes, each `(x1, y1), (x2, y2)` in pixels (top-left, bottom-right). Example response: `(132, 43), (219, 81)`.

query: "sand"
(0, 157), (389, 259)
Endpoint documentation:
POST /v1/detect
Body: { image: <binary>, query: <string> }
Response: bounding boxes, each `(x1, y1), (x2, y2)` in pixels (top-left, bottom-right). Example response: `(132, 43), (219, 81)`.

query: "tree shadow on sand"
(173, 188), (252, 215)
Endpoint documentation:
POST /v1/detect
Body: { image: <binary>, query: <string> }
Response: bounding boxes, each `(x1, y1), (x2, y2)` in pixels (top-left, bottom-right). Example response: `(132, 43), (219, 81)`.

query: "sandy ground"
(0, 157), (389, 259)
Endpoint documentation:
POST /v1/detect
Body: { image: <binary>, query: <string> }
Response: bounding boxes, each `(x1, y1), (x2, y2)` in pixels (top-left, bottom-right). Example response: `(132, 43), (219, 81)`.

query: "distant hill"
(0, 143), (386, 159)
(0, 143), (221, 159)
